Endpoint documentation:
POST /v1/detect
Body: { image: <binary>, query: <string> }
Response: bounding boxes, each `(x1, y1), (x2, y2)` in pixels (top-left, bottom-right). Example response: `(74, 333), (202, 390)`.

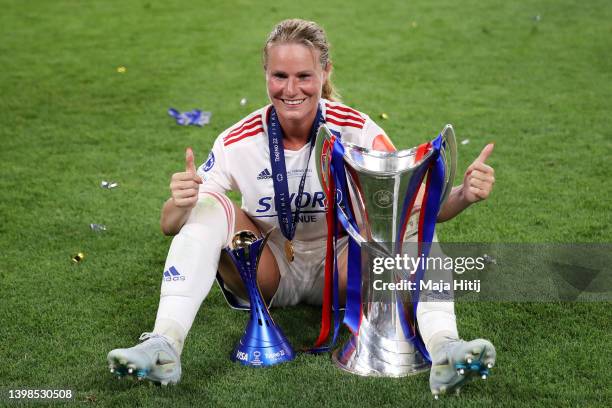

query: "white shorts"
(267, 238), (340, 307)
(217, 236), (348, 309)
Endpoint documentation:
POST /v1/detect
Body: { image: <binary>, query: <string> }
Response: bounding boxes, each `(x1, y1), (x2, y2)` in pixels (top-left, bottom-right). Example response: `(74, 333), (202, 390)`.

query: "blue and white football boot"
(107, 333), (181, 386)
(429, 338), (496, 399)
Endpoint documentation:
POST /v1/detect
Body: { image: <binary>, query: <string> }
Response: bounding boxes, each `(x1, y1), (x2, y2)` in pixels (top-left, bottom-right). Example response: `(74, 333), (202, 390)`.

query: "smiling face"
(265, 43), (330, 127)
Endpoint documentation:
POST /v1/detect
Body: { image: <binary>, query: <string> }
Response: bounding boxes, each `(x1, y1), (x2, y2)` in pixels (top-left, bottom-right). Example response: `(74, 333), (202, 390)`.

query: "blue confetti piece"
(168, 108), (212, 127)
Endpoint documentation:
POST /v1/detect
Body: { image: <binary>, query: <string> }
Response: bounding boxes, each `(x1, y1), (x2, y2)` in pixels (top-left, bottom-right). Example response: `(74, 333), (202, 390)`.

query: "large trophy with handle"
(313, 124), (457, 376)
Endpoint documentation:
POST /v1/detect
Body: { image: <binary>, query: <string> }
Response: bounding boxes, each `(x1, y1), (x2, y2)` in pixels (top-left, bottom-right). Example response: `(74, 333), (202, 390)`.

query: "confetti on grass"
(483, 254), (497, 265)
(168, 108), (211, 127)
(72, 252), (85, 263)
(101, 181), (119, 189)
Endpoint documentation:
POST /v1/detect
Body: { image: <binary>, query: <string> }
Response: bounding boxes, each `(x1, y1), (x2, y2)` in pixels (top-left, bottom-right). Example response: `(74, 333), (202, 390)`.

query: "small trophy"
(223, 230), (295, 367)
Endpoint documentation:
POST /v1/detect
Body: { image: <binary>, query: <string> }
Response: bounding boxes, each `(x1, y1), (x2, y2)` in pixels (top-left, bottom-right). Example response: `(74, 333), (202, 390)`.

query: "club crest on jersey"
(202, 152), (215, 172)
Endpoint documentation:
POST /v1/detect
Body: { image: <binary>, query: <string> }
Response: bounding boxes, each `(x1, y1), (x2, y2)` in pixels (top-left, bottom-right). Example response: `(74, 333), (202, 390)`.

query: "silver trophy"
(314, 124), (457, 377)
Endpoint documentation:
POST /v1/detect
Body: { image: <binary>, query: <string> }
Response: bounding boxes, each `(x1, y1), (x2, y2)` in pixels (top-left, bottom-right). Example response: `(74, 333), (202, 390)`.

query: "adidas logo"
(257, 168), (272, 180)
(163, 266), (185, 282)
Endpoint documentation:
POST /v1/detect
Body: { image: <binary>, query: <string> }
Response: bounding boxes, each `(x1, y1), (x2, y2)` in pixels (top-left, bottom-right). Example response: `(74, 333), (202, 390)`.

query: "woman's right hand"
(170, 147), (203, 209)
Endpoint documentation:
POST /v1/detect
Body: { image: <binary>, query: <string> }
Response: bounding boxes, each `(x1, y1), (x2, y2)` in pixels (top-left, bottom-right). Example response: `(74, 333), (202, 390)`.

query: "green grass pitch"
(0, 0), (610, 406)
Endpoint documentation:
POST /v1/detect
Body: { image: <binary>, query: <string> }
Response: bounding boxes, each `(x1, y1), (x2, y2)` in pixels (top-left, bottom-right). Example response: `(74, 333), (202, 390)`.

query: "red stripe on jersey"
(325, 109), (366, 124)
(225, 115), (261, 140)
(224, 120), (262, 142)
(326, 117), (364, 129)
(325, 103), (364, 120)
(224, 126), (264, 146)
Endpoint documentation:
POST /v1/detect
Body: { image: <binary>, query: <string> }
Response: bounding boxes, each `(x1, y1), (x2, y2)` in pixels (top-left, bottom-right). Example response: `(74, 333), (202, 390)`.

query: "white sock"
(416, 235), (459, 358)
(153, 192), (234, 354)
(418, 304), (459, 361)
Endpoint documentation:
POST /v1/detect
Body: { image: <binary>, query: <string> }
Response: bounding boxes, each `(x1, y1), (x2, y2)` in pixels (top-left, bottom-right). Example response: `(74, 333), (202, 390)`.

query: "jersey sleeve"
(196, 134), (235, 194)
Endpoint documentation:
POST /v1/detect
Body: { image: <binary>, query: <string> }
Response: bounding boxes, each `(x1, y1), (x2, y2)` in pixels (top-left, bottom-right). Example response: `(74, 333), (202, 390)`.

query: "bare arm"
(161, 198), (194, 236)
(372, 135), (495, 223)
(437, 185), (471, 222)
(160, 147), (203, 236)
(437, 143), (496, 223)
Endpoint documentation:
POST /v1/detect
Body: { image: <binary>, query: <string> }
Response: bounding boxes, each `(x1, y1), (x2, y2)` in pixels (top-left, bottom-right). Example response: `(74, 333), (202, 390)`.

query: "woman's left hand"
(461, 143), (495, 203)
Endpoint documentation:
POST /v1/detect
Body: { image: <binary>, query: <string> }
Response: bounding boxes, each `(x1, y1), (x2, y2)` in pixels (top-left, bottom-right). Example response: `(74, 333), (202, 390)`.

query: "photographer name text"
(373, 279), (481, 293)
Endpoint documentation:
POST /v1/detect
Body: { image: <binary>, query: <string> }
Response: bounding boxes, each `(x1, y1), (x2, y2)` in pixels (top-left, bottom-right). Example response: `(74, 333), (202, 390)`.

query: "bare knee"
(219, 203), (281, 302)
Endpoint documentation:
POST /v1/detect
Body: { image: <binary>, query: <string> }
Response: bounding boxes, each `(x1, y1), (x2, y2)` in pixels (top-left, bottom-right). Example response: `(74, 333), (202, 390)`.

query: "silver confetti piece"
(101, 181), (119, 189)
(461, 139), (470, 145)
(90, 223), (107, 232)
(483, 254), (497, 265)
(240, 98), (248, 106)
(200, 111), (212, 125)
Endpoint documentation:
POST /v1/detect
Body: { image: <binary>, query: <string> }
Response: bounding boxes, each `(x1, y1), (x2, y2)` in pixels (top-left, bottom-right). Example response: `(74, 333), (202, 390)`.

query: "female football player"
(108, 19), (496, 398)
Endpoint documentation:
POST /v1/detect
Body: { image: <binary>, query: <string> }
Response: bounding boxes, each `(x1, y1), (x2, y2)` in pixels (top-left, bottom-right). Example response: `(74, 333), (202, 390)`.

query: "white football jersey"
(196, 99), (388, 253)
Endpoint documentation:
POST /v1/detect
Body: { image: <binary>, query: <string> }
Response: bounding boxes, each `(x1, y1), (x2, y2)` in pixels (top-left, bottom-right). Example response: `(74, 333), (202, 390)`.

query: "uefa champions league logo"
(373, 189), (393, 208)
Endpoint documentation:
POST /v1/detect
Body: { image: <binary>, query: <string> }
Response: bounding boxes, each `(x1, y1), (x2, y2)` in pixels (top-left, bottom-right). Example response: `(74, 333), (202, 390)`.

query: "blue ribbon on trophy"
(393, 134), (447, 360)
(310, 136), (360, 353)
(224, 231), (295, 367)
(329, 140), (363, 337)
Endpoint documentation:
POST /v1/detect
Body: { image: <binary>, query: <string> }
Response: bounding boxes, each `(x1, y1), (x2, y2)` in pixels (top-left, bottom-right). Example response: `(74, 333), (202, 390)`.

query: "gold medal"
(284, 240), (294, 262)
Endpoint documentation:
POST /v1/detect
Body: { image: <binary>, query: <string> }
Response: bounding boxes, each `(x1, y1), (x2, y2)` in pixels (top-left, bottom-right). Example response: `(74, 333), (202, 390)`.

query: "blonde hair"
(263, 19), (340, 102)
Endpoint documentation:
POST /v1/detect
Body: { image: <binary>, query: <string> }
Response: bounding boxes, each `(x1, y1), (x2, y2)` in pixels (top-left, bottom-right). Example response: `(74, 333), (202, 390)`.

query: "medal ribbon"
(267, 107), (325, 243)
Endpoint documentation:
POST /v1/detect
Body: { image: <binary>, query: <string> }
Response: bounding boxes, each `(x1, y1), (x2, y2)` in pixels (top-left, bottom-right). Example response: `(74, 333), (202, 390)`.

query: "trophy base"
(231, 339), (295, 367)
(331, 316), (431, 377)
(332, 338), (430, 377)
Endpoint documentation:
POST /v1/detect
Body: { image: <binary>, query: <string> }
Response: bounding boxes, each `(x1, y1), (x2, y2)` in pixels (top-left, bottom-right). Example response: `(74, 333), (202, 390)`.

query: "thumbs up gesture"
(170, 147), (203, 209)
(461, 143), (495, 203)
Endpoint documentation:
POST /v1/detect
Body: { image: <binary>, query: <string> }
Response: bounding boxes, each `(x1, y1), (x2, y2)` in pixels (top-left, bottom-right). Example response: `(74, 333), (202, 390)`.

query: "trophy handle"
(439, 124), (457, 206)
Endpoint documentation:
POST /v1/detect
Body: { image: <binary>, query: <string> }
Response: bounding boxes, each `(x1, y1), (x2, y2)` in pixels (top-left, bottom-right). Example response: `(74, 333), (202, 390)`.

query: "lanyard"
(267, 106), (325, 242)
